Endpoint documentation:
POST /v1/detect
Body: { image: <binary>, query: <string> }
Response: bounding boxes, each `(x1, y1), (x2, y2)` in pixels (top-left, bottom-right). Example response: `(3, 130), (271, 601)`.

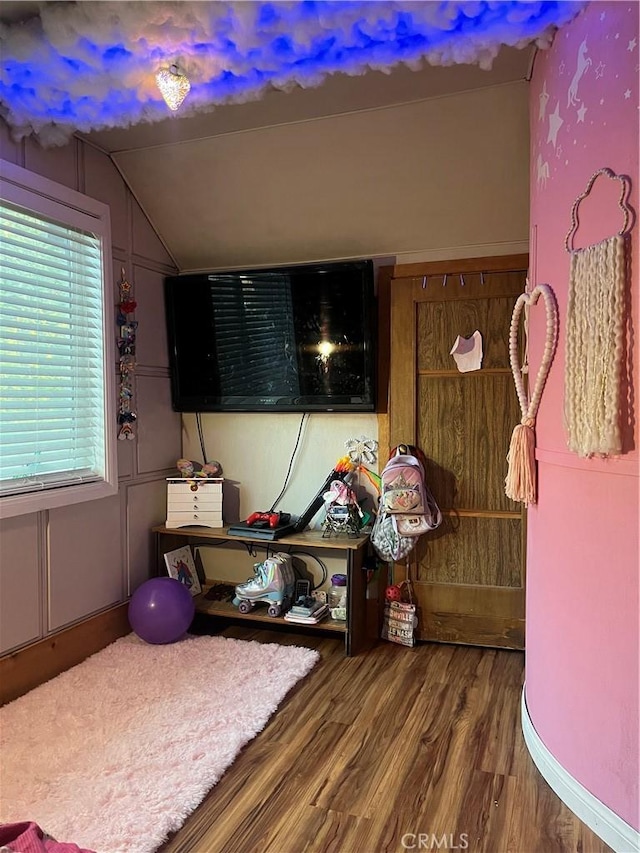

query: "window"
(0, 159), (116, 518)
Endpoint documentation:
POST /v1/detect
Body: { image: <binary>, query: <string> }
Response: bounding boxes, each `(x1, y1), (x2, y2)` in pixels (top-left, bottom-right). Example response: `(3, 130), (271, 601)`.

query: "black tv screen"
(164, 260), (376, 412)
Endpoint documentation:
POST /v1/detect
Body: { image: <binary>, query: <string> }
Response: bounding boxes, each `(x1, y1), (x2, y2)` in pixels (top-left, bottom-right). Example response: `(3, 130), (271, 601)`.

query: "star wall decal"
(539, 82), (550, 120)
(547, 102), (564, 148)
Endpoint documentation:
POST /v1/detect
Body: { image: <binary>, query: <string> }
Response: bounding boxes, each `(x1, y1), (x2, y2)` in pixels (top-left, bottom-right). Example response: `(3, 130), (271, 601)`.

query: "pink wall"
(527, 1), (639, 830)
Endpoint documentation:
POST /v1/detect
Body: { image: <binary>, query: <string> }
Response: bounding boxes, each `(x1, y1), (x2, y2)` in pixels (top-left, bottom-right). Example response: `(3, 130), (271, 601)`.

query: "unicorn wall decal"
(568, 39), (592, 107)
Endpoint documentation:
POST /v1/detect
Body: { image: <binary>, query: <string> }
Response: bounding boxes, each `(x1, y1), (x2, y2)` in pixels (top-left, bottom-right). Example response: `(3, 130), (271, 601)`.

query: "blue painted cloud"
(0, 1), (586, 145)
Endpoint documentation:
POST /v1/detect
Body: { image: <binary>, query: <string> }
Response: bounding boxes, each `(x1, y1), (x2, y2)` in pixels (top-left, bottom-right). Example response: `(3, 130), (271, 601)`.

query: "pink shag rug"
(0, 634), (319, 853)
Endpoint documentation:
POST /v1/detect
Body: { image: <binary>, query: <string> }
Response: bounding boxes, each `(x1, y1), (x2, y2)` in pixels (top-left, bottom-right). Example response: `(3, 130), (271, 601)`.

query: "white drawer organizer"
(166, 478), (223, 529)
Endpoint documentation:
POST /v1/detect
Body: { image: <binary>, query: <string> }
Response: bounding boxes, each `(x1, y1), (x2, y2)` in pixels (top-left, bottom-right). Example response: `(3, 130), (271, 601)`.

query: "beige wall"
(1, 77), (530, 650)
(0, 123), (181, 655)
(114, 81), (530, 271)
(176, 82), (530, 578)
(183, 411), (380, 525)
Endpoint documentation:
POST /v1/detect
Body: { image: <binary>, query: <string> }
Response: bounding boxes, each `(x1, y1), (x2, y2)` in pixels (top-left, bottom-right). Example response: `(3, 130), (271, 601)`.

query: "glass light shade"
(156, 66), (190, 111)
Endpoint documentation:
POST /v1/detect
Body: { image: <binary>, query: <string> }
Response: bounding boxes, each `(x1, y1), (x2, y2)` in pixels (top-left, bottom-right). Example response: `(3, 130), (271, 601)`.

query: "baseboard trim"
(521, 687), (640, 853)
(0, 604), (131, 706)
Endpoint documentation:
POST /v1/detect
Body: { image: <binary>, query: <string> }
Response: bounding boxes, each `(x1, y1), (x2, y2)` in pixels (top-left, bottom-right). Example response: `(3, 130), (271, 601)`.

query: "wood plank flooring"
(159, 626), (612, 853)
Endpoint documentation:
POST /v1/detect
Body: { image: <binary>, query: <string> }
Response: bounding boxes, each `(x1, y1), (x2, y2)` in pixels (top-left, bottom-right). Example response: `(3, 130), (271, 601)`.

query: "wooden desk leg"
(346, 544), (367, 656)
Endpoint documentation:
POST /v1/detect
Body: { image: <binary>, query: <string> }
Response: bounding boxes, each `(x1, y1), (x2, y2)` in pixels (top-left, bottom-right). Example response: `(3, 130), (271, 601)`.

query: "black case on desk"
(226, 521), (296, 540)
(292, 468), (350, 533)
(228, 467), (350, 540)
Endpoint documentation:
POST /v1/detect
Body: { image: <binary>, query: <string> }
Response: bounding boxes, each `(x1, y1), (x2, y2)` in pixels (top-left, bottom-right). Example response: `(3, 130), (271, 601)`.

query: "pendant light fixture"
(155, 64), (191, 111)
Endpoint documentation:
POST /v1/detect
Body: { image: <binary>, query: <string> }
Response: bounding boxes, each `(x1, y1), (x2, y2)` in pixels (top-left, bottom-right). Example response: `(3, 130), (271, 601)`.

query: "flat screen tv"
(164, 259), (376, 413)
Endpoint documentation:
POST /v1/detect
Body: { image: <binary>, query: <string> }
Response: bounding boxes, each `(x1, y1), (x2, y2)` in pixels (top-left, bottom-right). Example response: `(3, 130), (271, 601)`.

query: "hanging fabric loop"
(505, 283), (559, 504)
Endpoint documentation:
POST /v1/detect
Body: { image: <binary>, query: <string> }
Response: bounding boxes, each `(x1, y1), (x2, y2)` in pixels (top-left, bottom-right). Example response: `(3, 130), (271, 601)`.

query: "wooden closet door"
(389, 255), (527, 649)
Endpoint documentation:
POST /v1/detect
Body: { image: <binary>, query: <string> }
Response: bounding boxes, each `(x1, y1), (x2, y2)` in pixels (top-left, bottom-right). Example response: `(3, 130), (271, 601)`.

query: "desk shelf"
(195, 583), (347, 634)
(152, 525), (370, 655)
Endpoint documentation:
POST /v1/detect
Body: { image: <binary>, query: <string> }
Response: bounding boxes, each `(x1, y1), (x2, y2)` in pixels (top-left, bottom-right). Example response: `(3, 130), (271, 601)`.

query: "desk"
(152, 525), (371, 656)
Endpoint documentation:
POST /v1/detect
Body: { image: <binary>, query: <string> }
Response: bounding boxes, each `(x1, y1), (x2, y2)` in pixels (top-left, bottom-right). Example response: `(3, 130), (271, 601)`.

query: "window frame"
(0, 158), (117, 519)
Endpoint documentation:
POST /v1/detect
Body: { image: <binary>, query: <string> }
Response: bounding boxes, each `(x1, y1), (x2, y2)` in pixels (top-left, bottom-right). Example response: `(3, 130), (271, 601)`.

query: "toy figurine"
(321, 477), (362, 538)
(176, 458), (222, 478)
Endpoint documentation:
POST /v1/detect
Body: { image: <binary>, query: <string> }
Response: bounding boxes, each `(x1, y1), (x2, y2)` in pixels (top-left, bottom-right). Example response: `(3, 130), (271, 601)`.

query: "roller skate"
(233, 553), (295, 617)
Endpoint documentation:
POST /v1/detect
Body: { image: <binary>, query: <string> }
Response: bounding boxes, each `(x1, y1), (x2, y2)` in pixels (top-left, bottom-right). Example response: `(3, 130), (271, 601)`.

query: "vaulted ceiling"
(0, 2), (585, 268)
(0, 1), (585, 146)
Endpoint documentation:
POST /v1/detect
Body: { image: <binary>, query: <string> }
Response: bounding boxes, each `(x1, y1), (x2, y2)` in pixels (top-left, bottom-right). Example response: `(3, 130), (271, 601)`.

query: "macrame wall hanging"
(564, 168), (634, 458)
(505, 283), (559, 505)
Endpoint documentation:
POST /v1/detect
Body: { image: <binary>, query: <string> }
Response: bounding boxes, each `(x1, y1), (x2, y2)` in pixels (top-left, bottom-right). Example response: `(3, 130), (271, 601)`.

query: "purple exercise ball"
(128, 577), (195, 644)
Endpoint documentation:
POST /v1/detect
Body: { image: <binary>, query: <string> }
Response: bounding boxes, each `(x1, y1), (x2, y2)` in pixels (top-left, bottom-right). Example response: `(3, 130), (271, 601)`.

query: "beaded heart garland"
(505, 283), (559, 505)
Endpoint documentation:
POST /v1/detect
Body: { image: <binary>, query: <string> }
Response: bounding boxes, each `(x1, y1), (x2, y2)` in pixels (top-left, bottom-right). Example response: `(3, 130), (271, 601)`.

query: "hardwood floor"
(159, 626), (611, 853)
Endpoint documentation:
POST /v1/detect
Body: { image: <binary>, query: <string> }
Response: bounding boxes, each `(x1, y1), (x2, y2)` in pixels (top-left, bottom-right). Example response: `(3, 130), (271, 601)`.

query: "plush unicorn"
(176, 458), (222, 478)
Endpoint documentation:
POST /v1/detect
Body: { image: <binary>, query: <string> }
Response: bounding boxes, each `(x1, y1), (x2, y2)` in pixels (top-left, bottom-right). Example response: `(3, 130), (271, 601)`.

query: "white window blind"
(0, 159), (116, 517)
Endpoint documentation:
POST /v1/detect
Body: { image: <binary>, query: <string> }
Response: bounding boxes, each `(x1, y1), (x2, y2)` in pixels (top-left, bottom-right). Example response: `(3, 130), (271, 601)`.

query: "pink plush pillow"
(0, 822), (96, 853)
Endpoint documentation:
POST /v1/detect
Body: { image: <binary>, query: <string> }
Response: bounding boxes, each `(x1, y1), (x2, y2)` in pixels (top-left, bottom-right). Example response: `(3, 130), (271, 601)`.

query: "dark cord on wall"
(196, 412), (207, 463)
(268, 413), (308, 512)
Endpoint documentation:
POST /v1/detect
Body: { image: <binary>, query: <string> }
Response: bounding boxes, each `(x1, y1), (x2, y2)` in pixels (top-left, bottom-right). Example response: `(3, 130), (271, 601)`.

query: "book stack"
(284, 598), (329, 625)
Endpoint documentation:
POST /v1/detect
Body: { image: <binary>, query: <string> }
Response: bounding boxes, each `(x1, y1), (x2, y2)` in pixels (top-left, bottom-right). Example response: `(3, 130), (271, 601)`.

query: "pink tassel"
(505, 419), (537, 505)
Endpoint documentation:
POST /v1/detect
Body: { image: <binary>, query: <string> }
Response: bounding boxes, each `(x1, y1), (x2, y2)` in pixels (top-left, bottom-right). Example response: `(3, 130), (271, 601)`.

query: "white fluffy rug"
(0, 633), (319, 853)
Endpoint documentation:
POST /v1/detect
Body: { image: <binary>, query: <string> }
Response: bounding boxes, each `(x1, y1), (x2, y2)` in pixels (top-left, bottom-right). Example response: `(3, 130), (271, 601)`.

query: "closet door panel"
(126, 479), (168, 594)
(48, 496), (122, 631)
(389, 255), (527, 649)
(136, 375), (181, 475)
(419, 584), (525, 647)
(0, 515), (41, 653)
(417, 290), (516, 371)
(416, 515), (522, 587)
(417, 374), (520, 513)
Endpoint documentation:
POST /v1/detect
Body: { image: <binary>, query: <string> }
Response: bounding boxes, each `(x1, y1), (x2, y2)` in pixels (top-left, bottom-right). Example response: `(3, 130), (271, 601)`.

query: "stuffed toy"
(176, 458), (222, 478)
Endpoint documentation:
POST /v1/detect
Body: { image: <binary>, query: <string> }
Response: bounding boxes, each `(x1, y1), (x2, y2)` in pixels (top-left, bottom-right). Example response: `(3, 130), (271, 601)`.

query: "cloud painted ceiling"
(0, 1), (586, 146)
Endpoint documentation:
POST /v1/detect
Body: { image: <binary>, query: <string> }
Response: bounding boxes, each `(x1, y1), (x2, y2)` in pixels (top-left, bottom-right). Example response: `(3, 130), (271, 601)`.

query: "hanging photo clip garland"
(505, 282), (559, 505)
(564, 168), (635, 458)
(117, 268), (137, 440)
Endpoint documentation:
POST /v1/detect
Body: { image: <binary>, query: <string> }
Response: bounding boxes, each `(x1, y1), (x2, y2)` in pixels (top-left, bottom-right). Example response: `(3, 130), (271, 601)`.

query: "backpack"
(370, 445), (442, 562)
(381, 446), (428, 513)
(382, 445), (442, 534)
